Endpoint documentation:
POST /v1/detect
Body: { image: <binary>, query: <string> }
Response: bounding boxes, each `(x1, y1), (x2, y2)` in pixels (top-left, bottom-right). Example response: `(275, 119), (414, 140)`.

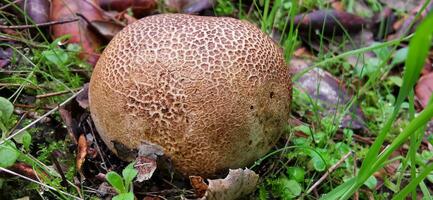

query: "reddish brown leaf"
(416, 72), (433, 108)
(290, 58), (366, 130)
(100, 0), (157, 17)
(76, 134), (88, 172)
(50, 0), (104, 66)
(135, 142), (164, 182)
(19, 0), (49, 24)
(189, 176), (208, 198)
(76, 83), (90, 109)
(165, 0), (215, 14)
(294, 10), (368, 37)
(89, 20), (124, 41)
(9, 162), (44, 180)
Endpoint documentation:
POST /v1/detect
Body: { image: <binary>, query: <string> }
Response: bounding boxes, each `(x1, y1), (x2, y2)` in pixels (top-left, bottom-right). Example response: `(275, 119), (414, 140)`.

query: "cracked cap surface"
(89, 14), (291, 177)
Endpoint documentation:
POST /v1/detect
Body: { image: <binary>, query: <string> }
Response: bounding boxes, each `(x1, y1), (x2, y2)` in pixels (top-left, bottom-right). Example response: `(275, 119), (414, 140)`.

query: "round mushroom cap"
(89, 14), (291, 177)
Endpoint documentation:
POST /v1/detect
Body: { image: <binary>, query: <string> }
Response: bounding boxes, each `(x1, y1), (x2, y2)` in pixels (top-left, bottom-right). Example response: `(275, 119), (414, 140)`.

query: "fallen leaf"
(135, 141), (164, 182)
(76, 134), (88, 172)
(9, 162), (41, 180)
(164, 0), (215, 14)
(189, 176), (208, 198)
(379, 0), (422, 13)
(76, 83), (90, 109)
(100, 0), (157, 18)
(290, 57), (366, 129)
(88, 20), (124, 41)
(415, 72), (433, 108)
(19, 0), (49, 24)
(50, 0), (104, 66)
(294, 10), (368, 37)
(199, 168), (259, 200)
(0, 47), (12, 69)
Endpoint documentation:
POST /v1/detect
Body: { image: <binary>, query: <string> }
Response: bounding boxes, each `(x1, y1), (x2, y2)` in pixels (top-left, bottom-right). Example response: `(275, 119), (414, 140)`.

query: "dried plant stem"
(305, 151), (353, 195)
(0, 89), (83, 145)
(0, 18), (79, 29)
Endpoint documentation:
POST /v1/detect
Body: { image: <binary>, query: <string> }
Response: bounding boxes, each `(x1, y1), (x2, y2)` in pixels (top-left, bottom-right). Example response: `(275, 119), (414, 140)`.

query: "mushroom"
(89, 14), (291, 177)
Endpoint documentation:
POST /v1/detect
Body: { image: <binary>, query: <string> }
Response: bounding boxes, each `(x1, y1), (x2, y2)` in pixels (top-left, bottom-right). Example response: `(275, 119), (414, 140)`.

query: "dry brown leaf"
(294, 10), (368, 37)
(189, 176), (208, 198)
(76, 83), (90, 109)
(135, 141), (164, 182)
(76, 134), (88, 172)
(165, 0), (215, 14)
(415, 72), (433, 108)
(50, 0), (104, 66)
(199, 168), (259, 200)
(290, 57), (366, 129)
(89, 20), (124, 41)
(9, 162), (42, 180)
(100, 0), (157, 18)
(19, 0), (50, 24)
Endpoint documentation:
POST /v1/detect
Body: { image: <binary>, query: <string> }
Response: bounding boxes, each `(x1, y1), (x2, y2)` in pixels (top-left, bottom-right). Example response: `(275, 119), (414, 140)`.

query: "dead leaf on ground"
(415, 72), (433, 108)
(76, 83), (90, 109)
(189, 176), (208, 198)
(379, 0), (423, 13)
(100, 0), (157, 18)
(9, 162), (43, 180)
(165, 0), (215, 14)
(88, 20), (124, 41)
(50, 0), (104, 66)
(196, 168), (259, 200)
(135, 141), (164, 182)
(294, 10), (368, 38)
(0, 47), (12, 69)
(290, 57), (366, 130)
(18, 0), (50, 24)
(76, 134), (88, 172)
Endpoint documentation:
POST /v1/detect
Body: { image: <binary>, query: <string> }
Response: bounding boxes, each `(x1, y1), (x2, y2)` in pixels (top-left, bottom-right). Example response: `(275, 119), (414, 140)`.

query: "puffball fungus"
(89, 14), (291, 177)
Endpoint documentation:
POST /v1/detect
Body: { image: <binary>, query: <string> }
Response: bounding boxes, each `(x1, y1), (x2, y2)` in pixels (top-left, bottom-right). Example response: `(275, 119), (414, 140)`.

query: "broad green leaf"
(0, 141), (19, 168)
(392, 47), (408, 65)
(106, 171), (126, 194)
(42, 49), (69, 66)
(287, 167), (305, 183)
(364, 176), (377, 190)
(0, 97), (13, 123)
(286, 179), (302, 197)
(112, 192), (134, 200)
(122, 162), (137, 191)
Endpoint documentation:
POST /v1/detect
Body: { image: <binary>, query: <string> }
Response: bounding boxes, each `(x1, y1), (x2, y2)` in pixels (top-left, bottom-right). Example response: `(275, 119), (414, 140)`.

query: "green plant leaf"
(122, 162), (137, 192)
(112, 192), (134, 200)
(42, 49), (69, 66)
(106, 171), (126, 194)
(0, 141), (19, 168)
(0, 97), (13, 123)
(364, 175), (377, 190)
(287, 167), (305, 183)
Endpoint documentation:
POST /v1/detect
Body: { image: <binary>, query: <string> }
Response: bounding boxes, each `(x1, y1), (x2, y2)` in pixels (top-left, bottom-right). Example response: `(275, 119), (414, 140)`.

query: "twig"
(0, 0), (22, 10)
(0, 89), (83, 145)
(36, 88), (82, 99)
(0, 18), (79, 29)
(0, 167), (82, 200)
(305, 151), (353, 195)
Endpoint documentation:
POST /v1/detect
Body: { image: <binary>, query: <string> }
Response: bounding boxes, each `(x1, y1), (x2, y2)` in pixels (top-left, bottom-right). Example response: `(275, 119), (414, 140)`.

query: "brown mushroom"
(89, 14), (291, 177)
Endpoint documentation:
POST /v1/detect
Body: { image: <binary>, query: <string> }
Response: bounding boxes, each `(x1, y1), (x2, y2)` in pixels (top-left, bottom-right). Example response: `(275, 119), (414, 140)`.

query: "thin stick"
(0, 18), (79, 29)
(0, 0), (22, 10)
(305, 151), (353, 195)
(36, 88), (82, 99)
(0, 89), (83, 145)
(0, 167), (82, 200)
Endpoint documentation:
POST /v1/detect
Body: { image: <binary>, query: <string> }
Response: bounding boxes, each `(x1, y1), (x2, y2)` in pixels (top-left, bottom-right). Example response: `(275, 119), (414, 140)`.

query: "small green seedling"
(106, 162), (138, 200)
